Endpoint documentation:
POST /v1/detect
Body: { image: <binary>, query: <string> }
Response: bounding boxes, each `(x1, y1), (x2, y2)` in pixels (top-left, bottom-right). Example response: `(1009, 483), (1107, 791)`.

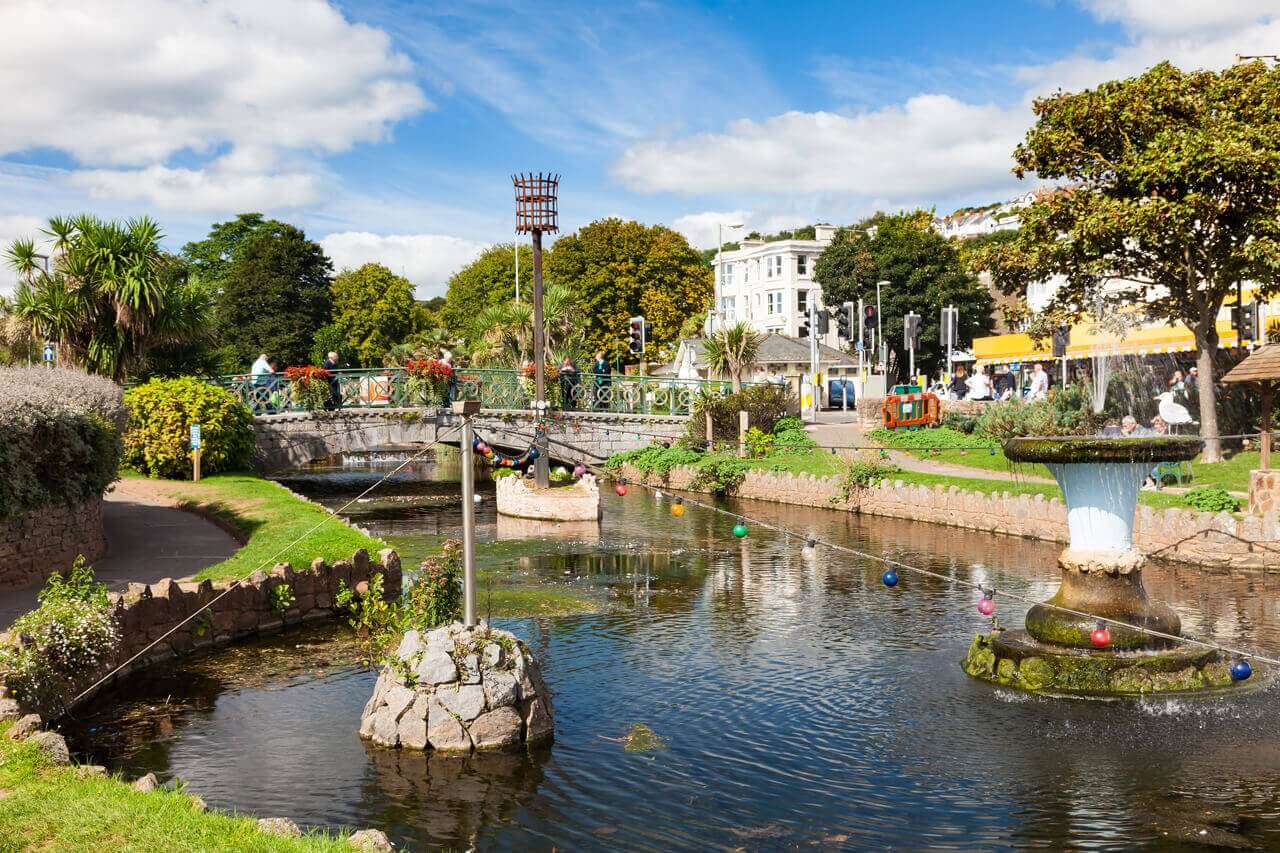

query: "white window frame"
(720, 296), (735, 321)
(766, 291), (783, 316)
(797, 289), (809, 315)
(797, 254), (808, 276)
(722, 263), (734, 287)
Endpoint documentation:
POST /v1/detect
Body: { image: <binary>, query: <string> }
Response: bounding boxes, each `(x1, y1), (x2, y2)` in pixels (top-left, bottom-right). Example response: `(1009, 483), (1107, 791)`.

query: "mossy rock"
(1149, 666), (1203, 693)
(1202, 661), (1234, 688)
(996, 658), (1017, 683)
(962, 635), (997, 678)
(1018, 656), (1055, 690)
(1110, 666), (1154, 693)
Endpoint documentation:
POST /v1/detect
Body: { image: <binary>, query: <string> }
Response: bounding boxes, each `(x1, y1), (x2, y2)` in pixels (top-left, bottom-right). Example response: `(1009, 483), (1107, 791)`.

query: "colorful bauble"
(615, 483), (628, 497)
(732, 522), (749, 538)
(882, 569), (899, 587)
(573, 464), (587, 478)
(1231, 659), (1253, 681)
(977, 596), (995, 616)
(670, 498), (685, 517)
(1090, 624), (1112, 649)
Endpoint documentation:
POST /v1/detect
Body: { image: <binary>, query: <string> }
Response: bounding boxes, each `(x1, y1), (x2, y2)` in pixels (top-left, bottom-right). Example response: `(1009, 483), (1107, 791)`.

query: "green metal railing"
(217, 367), (740, 417)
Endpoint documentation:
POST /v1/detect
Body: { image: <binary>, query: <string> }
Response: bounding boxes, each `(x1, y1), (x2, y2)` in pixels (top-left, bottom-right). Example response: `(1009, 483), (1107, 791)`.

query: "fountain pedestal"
(962, 436), (1247, 696)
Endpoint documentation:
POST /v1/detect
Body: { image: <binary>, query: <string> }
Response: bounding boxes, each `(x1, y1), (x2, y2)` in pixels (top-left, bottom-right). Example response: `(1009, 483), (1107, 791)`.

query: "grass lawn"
(884, 469), (1206, 511)
(744, 451), (848, 478)
(126, 473), (385, 582)
(0, 724), (346, 852)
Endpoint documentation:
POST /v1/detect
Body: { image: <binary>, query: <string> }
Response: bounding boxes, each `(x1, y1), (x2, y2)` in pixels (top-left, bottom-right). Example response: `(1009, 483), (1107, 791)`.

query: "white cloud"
(1078, 0), (1277, 35)
(319, 232), (488, 299)
(0, 0), (426, 211)
(0, 215), (46, 295)
(671, 211), (815, 250)
(616, 96), (1030, 200)
(68, 164), (323, 212)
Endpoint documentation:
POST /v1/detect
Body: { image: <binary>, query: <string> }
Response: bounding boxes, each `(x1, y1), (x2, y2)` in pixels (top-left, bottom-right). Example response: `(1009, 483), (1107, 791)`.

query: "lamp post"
(876, 280), (888, 369)
(712, 222), (744, 334)
(453, 400), (481, 626)
(512, 173), (559, 489)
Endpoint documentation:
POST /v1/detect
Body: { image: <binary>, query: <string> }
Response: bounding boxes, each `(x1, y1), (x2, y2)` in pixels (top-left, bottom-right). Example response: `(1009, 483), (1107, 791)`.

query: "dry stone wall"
(70, 547), (403, 712)
(0, 497), (105, 591)
(617, 464), (1280, 570)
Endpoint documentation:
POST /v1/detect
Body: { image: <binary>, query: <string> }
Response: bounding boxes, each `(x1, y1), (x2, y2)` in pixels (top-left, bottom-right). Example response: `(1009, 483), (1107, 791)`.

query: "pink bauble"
(977, 597), (995, 616)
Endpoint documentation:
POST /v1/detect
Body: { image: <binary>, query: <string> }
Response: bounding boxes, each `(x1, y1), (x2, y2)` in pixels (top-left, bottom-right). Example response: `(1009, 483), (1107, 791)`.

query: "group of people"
(552, 353), (614, 409)
(250, 350), (344, 411)
(944, 362), (1052, 402)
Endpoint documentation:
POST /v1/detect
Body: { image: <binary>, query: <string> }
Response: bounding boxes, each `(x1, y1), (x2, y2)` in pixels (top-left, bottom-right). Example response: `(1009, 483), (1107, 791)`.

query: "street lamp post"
(513, 173), (560, 489)
(876, 280), (888, 370)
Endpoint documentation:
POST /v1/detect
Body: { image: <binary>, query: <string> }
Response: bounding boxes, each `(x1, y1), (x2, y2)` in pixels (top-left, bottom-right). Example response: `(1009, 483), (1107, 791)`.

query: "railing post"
(738, 410), (749, 458)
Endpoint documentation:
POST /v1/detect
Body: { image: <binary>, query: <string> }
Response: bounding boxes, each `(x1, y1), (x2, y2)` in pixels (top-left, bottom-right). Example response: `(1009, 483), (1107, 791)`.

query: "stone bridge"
(252, 409), (688, 473)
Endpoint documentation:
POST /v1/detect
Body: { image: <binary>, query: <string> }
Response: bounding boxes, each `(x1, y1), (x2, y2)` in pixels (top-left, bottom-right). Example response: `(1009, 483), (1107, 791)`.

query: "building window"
(767, 291), (783, 315)
(797, 290), (809, 315)
(722, 263), (734, 287)
(720, 296), (735, 320)
(766, 256), (782, 278)
(797, 254), (808, 276)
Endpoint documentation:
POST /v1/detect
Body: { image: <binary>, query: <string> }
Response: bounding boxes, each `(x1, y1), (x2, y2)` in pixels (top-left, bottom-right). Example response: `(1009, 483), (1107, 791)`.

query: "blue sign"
(855, 339), (865, 352)
(42, 344), (54, 364)
(190, 423), (202, 450)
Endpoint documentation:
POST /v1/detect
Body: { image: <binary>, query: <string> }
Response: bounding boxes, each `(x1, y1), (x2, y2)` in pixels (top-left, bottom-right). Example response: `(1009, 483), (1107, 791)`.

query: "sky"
(1, 0), (1278, 298)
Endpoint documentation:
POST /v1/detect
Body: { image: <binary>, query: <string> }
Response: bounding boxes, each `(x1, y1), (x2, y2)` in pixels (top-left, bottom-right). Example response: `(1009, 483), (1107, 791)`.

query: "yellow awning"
(974, 319), (1242, 367)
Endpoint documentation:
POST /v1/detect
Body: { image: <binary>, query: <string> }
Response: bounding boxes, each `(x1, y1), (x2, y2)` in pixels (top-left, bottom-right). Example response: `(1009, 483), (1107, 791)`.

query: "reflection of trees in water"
(359, 741), (550, 848)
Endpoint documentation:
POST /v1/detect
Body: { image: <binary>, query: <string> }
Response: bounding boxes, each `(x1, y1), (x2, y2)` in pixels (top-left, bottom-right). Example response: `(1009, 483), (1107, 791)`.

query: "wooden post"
(193, 448), (202, 482)
(738, 410), (749, 458)
(1262, 381), (1274, 471)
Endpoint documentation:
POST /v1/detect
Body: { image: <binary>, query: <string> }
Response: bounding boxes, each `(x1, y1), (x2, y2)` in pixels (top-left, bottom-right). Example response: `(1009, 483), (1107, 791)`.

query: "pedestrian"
(1028, 362), (1049, 400)
(322, 350), (341, 410)
(592, 351), (611, 410)
(441, 350), (457, 403)
(558, 355), (579, 409)
(1169, 369), (1185, 399)
(948, 365), (968, 400)
(1184, 366), (1198, 401)
(966, 366), (992, 401)
(251, 352), (271, 379)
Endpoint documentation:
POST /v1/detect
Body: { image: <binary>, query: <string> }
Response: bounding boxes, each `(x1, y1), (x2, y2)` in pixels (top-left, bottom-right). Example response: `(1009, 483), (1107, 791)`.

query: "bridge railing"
(217, 367), (741, 417)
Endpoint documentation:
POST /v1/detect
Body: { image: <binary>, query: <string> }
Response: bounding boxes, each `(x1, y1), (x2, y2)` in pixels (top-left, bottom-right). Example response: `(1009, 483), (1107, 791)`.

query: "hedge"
(0, 367), (125, 518)
(123, 377), (256, 479)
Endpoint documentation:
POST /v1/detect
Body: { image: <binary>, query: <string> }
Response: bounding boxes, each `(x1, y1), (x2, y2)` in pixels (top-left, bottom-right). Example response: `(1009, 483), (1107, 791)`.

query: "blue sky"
(1, 1), (1277, 296)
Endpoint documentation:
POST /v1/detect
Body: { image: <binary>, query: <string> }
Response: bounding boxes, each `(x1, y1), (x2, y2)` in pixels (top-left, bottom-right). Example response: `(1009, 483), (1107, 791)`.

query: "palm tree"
(702, 322), (763, 392)
(4, 215), (211, 381)
(469, 283), (582, 367)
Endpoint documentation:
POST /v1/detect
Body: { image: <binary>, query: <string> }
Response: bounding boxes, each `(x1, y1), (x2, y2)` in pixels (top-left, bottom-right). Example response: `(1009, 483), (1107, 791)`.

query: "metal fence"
(217, 367), (741, 417)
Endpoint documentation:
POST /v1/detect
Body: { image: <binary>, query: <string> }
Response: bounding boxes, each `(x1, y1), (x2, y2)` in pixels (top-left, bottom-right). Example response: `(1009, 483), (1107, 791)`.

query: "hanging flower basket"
(404, 358), (454, 406)
(284, 366), (334, 411)
(518, 363), (561, 408)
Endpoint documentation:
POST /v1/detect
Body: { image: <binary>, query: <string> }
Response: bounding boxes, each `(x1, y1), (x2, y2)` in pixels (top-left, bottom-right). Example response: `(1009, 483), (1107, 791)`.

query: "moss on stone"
(1004, 436), (1202, 464)
(996, 658), (1017, 683)
(1018, 656), (1055, 690)
(1202, 661), (1234, 687)
(1110, 666), (1154, 693)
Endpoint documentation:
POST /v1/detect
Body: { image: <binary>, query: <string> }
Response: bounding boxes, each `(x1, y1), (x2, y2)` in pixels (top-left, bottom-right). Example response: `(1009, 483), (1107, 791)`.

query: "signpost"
(190, 423), (203, 482)
(42, 344), (54, 366)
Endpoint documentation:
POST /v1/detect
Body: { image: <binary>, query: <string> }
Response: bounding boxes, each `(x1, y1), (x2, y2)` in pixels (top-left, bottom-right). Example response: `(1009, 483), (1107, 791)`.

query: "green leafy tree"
(814, 211), (994, 379)
(979, 61), (1280, 461)
(440, 243), (531, 342)
(4, 215), (212, 381)
(469, 283), (581, 366)
(330, 263), (415, 366)
(182, 213), (286, 285)
(217, 223), (333, 369)
(546, 218), (713, 361)
(702, 321), (763, 392)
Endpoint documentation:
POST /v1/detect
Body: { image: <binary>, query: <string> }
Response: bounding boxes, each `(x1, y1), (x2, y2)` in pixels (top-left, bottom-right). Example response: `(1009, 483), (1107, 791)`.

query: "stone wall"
(617, 464), (1280, 570)
(1249, 469), (1280, 515)
(0, 497), (106, 591)
(68, 547), (403, 712)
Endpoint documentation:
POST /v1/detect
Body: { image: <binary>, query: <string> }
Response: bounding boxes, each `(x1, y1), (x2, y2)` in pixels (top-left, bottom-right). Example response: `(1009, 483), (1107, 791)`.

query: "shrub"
(605, 444), (703, 477)
(0, 367), (124, 517)
(834, 459), (900, 503)
(773, 428), (817, 454)
(0, 557), (119, 716)
(283, 365), (334, 412)
(404, 539), (463, 629)
(336, 571), (402, 668)
(123, 377), (255, 479)
(744, 427), (774, 458)
(772, 416), (804, 435)
(491, 467), (518, 479)
(975, 385), (1104, 439)
(689, 456), (751, 494)
(687, 384), (795, 444)
(1182, 486), (1240, 513)
(269, 583), (296, 617)
(940, 410), (978, 434)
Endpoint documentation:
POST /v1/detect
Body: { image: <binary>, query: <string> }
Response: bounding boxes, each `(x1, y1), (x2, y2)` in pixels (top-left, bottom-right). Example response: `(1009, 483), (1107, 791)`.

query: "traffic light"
(628, 316), (645, 354)
(904, 313), (921, 350)
(940, 306), (958, 350)
(836, 303), (852, 338)
(1051, 325), (1070, 358)
(864, 304), (877, 331)
(1236, 301), (1260, 342)
(643, 320), (653, 349)
(798, 312), (810, 338)
(816, 309), (830, 336)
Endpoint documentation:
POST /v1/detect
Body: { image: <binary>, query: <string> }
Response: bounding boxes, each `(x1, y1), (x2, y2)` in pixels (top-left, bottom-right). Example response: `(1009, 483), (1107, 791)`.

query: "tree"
(468, 283), (581, 367)
(980, 61), (1280, 461)
(329, 263), (415, 366)
(217, 223), (333, 369)
(182, 213), (287, 285)
(814, 211), (994, 379)
(440, 243), (531, 342)
(702, 322), (763, 392)
(4, 215), (212, 381)
(546, 218), (712, 361)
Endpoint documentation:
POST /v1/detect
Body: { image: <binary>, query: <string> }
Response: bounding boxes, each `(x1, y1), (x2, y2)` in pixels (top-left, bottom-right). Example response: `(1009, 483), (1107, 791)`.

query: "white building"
(932, 191), (1040, 240)
(709, 225), (845, 349)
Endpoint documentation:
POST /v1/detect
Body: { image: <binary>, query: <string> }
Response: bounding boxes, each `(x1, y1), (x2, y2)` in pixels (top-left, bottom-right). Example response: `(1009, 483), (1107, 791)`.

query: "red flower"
(283, 366), (333, 386)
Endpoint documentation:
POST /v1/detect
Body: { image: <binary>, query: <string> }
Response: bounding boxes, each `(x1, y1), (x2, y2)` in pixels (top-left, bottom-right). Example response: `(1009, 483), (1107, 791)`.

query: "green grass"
(888, 469), (1213, 512)
(745, 451), (847, 478)
(0, 723), (347, 852)
(137, 473), (384, 582)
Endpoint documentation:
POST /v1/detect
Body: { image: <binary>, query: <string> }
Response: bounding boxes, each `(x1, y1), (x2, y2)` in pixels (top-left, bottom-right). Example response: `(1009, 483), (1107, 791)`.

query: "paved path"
(0, 479), (241, 628)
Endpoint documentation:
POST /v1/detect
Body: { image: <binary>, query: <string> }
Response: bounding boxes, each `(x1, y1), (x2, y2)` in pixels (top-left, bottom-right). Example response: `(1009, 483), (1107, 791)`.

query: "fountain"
(963, 435), (1249, 695)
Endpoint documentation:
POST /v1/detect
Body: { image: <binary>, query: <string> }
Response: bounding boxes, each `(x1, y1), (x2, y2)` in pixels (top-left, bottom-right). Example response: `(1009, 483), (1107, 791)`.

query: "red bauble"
(615, 483), (628, 497)
(1090, 626), (1112, 649)
(476, 441), (489, 454)
(977, 597), (995, 616)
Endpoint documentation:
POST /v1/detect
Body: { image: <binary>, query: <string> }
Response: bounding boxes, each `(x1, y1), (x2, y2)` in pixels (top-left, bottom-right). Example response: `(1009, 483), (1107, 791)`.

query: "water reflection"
(66, 458), (1280, 851)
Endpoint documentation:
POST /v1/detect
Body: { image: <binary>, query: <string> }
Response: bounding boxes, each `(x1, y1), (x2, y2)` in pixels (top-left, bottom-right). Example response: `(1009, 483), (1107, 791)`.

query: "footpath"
(0, 479), (240, 628)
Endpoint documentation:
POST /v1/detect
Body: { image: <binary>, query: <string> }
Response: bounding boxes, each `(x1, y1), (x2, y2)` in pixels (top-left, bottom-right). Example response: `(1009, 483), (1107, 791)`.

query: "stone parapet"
(616, 464), (1280, 570)
(0, 497), (106, 591)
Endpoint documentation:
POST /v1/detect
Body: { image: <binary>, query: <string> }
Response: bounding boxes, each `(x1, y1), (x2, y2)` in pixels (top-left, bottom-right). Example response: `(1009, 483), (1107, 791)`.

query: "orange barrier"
(881, 392), (940, 430)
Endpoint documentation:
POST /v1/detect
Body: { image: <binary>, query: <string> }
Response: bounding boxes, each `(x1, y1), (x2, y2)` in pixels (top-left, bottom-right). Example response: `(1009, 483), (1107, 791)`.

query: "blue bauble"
(1231, 659), (1253, 681)
(882, 569), (899, 587)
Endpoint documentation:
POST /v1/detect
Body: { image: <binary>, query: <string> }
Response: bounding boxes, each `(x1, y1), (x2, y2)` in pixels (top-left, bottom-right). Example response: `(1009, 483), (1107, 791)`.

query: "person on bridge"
(592, 351), (611, 410)
(559, 355), (579, 409)
(441, 350), (457, 403)
(322, 351), (341, 410)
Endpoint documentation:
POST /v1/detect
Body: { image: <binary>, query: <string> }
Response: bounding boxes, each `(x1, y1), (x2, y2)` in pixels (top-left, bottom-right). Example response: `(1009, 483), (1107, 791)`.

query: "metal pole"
(515, 241), (520, 304)
(857, 297), (865, 382)
(946, 304), (955, 382)
(532, 230), (550, 488)
(460, 414), (477, 626)
(809, 298), (819, 421)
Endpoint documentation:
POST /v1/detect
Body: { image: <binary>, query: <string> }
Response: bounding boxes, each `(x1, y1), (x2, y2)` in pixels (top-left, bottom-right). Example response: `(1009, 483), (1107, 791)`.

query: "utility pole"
(454, 401), (481, 626)
(514, 241), (520, 303)
(513, 173), (559, 489)
(857, 297), (865, 382)
(876, 280), (888, 369)
(809, 297), (819, 422)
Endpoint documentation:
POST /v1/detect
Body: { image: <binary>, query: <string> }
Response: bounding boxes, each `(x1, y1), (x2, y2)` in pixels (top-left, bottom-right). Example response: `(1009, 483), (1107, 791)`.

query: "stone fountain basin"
(1003, 436), (1203, 464)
